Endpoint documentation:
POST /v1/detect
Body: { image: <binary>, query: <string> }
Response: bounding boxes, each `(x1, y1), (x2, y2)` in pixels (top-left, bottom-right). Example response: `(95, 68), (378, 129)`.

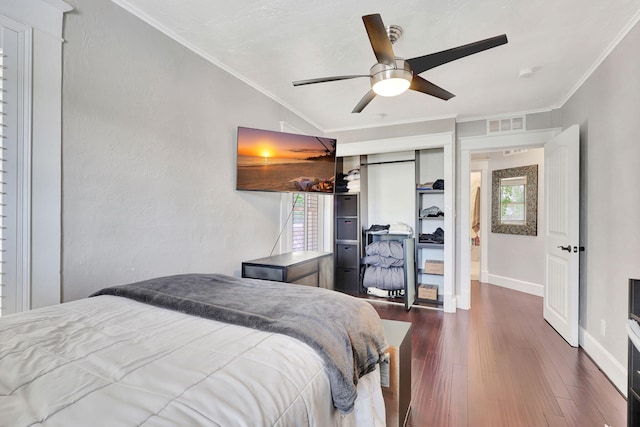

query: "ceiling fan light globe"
(370, 60), (413, 97)
(372, 78), (410, 96)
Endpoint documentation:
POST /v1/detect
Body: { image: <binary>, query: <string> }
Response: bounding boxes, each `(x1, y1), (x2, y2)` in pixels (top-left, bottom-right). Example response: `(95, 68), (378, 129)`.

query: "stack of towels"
(345, 168), (360, 193)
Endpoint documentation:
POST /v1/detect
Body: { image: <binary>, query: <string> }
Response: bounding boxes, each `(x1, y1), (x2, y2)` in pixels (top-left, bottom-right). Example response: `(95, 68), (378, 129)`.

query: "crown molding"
(558, 7), (640, 109)
(110, 0), (325, 132)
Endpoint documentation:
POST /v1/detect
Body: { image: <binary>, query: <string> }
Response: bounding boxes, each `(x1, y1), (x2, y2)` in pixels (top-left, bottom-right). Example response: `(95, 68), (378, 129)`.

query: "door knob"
(557, 245), (571, 252)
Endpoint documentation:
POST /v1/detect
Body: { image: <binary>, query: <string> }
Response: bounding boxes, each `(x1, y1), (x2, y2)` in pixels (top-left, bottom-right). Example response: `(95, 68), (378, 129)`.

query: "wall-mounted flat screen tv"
(236, 127), (336, 193)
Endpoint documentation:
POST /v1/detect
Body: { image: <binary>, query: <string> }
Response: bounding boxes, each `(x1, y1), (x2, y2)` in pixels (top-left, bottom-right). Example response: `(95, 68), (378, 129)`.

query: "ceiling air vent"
(503, 148), (528, 156)
(487, 116), (525, 134)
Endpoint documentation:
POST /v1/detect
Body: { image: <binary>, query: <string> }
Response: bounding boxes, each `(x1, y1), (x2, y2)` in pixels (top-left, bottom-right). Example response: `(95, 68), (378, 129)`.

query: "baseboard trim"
(480, 270), (489, 283)
(487, 273), (543, 297)
(457, 291), (470, 310)
(580, 327), (627, 397)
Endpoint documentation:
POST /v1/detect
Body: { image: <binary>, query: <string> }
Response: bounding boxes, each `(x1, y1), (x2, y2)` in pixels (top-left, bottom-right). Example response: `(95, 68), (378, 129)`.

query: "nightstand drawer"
(242, 265), (284, 282)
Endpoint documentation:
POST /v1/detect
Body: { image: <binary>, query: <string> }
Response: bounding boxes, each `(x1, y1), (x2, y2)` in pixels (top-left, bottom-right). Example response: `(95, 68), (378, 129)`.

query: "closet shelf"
(416, 189), (444, 194)
(416, 242), (444, 249)
(417, 269), (444, 276)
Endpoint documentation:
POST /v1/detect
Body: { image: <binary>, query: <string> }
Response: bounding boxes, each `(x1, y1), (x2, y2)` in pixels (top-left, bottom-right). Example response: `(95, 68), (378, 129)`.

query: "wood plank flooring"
(369, 281), (626, 427)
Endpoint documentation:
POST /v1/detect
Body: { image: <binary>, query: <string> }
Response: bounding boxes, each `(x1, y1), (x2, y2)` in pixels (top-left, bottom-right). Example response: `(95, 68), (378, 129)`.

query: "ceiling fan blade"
(410, 76), (455, 100)
(362, 14), (396, 67)
(407, 34), (508, 75)
(293, 75), (369, 86)
(352, 90), (376, 113)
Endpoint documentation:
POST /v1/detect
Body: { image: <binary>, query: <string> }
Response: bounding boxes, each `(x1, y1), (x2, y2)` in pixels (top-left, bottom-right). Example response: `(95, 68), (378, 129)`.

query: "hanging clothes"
(472, 187), (481, 234)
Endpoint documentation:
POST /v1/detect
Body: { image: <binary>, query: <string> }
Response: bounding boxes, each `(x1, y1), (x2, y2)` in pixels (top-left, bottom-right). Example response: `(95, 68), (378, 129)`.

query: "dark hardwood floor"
(370, 280), (626, 427)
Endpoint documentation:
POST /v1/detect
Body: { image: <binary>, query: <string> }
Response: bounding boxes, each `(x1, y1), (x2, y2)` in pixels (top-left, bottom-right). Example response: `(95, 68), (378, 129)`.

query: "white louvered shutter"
(0, 46), (4, 315)
(0, 25), (24, 316)
(305, 195), (318, 250)
(291, 194), (319, 251)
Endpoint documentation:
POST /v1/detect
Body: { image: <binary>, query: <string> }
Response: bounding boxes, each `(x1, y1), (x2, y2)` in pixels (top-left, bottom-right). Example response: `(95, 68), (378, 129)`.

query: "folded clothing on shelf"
(420, 206), (444, 217)
(366, 224), (390, 234)
(347, 180), (360, 192)
(419, 227), (444, 244)
(388, 222), (413, 236)
(335, 173), (349, 193)
(417, 178), (444, 190)
(365, 240), (404, 259)
(344, 171), (360, 181)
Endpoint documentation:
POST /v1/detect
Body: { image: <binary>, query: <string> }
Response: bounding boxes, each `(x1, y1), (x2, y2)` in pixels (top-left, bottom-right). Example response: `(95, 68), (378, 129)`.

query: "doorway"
(459, 126), (581, 348)
(458, 129), (559, 310)
(467, 148), (545, 296)
(469, 171), (481, 281)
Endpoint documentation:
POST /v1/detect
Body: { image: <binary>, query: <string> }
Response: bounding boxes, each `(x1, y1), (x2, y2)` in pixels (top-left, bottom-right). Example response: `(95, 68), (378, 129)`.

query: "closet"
(414, 148), (454, 308)
(333, 135), (454, 311)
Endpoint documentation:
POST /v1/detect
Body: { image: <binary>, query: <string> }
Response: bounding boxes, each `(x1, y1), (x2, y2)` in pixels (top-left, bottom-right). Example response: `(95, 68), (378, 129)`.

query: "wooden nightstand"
(380, 319), (412, 427)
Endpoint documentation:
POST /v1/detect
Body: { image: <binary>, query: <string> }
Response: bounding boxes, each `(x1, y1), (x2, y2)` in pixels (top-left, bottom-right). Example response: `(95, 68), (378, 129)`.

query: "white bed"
(1, 292), (386, 426)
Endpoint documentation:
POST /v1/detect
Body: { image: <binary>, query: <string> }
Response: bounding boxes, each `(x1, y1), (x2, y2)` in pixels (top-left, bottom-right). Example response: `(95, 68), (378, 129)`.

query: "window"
(0, 30), (24, 316)
(499, 176), (527, 224)
(292, 193), (318, 251)
(277, 122), (330, 253)
(0, 1), (70, 313)
(0, 47), (4, 315)
(0, 25), (27, 315)
(491, 164), (538, 236)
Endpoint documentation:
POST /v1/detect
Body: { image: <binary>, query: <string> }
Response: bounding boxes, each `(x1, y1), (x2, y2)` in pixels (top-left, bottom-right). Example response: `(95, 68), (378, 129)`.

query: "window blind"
(0, 29), (23, 316)
(0, 47), (5, 315)
(292, 194), (319, 251)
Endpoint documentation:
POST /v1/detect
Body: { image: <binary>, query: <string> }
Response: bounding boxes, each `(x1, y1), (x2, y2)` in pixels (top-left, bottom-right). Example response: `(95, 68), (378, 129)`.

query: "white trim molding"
(580, 327), (627, 397)
(457, 128), (560, 310)
(486, 274), (543, 297)
(336, 132), (453, 157)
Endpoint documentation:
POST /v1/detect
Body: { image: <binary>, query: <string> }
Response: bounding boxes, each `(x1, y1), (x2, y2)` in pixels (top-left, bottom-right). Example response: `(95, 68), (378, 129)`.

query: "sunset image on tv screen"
(236, 127), (336, 193)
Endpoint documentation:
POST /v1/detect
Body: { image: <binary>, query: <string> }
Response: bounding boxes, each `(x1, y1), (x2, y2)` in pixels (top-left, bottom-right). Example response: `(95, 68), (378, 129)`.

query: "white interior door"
(544, 125), (580, 347)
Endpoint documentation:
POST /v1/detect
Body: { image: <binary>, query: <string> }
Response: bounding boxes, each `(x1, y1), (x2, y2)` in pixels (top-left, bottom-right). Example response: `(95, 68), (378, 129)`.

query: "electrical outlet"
(601, 319), (606, 337)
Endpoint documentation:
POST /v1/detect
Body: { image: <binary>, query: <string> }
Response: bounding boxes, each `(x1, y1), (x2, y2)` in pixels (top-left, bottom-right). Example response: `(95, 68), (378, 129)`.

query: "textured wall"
(485, 149), (545, 288)
(61, 0), (320, 301)
(561, 20), (640, 368)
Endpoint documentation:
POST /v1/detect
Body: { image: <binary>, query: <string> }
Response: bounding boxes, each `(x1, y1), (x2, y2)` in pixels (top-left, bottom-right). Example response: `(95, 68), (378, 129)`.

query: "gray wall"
(61, 0), (321, 301)
(561, 20), (640, 367)
(483, 149), (545, 289)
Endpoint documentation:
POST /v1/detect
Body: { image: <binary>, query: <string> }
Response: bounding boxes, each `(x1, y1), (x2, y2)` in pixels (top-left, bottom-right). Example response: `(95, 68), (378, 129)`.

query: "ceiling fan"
(293, 14), (508, 113)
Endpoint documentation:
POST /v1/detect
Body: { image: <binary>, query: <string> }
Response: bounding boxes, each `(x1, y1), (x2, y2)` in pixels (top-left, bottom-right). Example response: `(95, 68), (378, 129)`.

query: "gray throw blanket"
(90, 273), (388, 414)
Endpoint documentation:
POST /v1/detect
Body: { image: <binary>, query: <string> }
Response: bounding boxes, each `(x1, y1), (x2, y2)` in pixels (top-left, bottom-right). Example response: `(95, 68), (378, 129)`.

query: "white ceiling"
(114, 0), (640, 132)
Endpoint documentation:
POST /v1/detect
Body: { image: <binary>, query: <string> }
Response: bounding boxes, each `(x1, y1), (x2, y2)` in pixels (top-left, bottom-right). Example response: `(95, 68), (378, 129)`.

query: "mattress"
(0, 295), (385, 426)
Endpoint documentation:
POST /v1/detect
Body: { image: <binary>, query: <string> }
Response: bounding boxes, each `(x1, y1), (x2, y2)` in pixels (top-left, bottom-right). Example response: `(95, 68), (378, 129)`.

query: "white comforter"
(0, 295), (385, 427)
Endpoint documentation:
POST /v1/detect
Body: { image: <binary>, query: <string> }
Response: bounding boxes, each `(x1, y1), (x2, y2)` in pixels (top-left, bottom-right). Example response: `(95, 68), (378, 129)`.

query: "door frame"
(469, 163), (488, 283)
(457, 128), (560, 310)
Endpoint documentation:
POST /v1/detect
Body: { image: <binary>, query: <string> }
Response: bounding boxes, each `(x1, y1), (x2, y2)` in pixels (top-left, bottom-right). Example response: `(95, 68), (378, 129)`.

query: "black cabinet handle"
(557, 245), (571, 252)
